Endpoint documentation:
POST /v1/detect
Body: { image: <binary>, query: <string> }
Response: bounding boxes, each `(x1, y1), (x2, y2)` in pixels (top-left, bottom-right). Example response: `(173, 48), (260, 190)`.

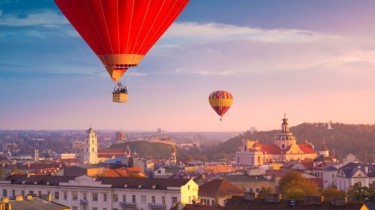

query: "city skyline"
(1, 0), (375, 132)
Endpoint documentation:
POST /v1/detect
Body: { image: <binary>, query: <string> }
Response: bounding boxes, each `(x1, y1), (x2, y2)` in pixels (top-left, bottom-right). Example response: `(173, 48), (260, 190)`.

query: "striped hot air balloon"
(208, 90), (233, 121)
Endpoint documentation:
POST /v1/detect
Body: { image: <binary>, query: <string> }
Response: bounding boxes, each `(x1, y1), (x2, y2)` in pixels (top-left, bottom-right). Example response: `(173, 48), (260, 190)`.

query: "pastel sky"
(1, 0), (375, 132)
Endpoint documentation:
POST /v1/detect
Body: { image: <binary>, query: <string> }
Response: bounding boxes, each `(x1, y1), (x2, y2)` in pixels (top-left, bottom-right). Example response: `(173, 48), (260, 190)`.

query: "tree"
(279, 172), (319, 199)
(321, 187), (346, 200)
(348, 183), (375, 203)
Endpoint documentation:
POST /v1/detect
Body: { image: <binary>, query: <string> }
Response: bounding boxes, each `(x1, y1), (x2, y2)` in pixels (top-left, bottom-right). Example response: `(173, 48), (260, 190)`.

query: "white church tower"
(83, 126), (98, 164)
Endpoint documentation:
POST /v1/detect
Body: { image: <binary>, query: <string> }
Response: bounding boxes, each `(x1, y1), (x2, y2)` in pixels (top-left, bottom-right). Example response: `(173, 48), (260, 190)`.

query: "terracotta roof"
(102, 168), (129, 177)
(199, 179), (243, 197)
(259, 144), (281, 154)
(298, 144), (316, 154)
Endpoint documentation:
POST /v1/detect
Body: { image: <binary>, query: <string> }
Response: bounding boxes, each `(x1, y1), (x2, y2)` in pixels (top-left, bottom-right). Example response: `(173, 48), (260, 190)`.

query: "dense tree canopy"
(279, 172), (319, 199)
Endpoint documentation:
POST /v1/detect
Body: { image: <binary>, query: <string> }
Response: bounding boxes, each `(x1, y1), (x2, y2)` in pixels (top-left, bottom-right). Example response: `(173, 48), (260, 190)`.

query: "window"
(3, 189), (7, 197)
(93, 208), (98, 210)
(188, 185), (190, 190)
(63, 192), (67, 200)
(211, 200), (215, 206)
(141, 195), (146, 203)
(72, 191), (78, 201)
(113, 194), (118, 202)
(22, 190), (25, 196)
(72, 207), (77, 210)
(256, 188), (260, 193)
(29, 190), (34, 195)
(162, 196), (165, 204)
(158, 170), (161, 173)
(122, 195), (126, 202)
(83, 192), (87, 200)
(132, 195), (136, 203)
(152, 196), (155, 204)
(12, 190), (15, 197)
(103, 193), (107, 202)
(332, 174), (335, 178)
(93, 193), (98, 201)
(54, 192), (59, 200)
(172, 197), (177, 204)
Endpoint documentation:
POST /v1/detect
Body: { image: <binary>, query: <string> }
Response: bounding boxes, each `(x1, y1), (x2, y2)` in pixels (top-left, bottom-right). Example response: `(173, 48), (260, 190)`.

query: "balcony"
(119, 201), (137, 208)
(80, 200), (88, 205)
(148, 203), (166, 210)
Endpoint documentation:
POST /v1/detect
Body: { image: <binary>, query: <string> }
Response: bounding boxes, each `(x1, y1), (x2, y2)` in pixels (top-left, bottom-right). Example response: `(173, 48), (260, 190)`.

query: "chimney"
(15, 195), (23, 201)
(331, 197), (348, 206)
(0, 198), (9, 203)
(304, 196), (323, 205)
(364, 166), (369, 174)
(26, 195), (33, 200)
(264, 194), (282, 203)
(244, 192), (257, 201)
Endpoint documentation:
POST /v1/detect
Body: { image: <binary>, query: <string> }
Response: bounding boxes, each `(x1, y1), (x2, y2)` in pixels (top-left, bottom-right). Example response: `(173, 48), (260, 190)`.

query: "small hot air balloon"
(208, 90), (233, 121)
(54, 0), (189, 103)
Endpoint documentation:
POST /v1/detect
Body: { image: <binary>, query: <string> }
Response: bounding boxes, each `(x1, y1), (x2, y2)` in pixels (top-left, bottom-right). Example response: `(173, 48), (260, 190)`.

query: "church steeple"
(281, 113), (289, 133)
(275, 114), (297, 149)
(83, 125), (98, 164)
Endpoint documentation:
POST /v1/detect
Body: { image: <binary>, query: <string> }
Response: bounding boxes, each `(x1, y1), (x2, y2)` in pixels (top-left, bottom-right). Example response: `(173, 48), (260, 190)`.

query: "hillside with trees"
(207, 122), (375, 162)
(108, 123), (375, 162)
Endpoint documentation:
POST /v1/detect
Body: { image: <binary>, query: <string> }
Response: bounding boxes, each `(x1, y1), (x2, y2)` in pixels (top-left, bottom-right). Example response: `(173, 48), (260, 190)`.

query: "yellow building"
(235, 115), (317, 166)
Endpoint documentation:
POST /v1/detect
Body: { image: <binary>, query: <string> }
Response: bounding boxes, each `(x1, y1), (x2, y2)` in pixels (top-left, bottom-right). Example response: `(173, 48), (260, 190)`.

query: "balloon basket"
(113, 93), (128, 103)
(113, 82), (128, 103)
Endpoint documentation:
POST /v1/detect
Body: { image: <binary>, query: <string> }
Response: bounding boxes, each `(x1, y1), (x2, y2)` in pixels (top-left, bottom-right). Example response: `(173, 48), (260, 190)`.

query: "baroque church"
(235, 115), (318, 166)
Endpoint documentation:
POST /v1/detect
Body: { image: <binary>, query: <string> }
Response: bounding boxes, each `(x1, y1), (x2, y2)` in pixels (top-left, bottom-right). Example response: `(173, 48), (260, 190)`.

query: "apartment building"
(0, 174), (198, 210)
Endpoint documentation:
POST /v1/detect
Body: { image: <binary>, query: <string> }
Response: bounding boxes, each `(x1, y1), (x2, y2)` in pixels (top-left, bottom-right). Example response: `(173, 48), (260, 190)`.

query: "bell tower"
(83, 126), (98, 164)
(274, 114), (297, 150)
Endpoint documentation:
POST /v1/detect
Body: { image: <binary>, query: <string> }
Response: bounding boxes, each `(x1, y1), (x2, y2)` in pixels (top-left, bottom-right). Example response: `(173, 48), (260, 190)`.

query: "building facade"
(0, 175), (199, 210)
(235, 115), (317, 166)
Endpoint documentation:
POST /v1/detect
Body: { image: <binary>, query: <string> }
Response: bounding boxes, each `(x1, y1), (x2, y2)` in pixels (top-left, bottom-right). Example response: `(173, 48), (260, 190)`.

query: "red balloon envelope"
(55, 0), (189, 81)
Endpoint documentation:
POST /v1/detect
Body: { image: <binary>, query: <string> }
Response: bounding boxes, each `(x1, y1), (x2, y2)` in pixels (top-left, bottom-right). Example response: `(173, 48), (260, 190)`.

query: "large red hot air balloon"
(55, 0), (189, 102)
(208, 90), (233, 121)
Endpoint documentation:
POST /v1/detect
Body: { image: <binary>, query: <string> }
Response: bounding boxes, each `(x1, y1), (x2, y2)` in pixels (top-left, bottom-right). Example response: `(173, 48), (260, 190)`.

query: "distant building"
(235, 115), (317, 166)
(199, 179), (243, 206)
(116, 131), (126, 142)
(171, 145), (177, 165)
(337, 162), (375, 192)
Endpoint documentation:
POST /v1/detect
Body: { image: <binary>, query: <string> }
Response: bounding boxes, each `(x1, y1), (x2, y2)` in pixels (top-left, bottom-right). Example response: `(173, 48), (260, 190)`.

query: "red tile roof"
(298, 144), (316, 154)
(199, 179), (243, 197)
(259, 145), (281, 154)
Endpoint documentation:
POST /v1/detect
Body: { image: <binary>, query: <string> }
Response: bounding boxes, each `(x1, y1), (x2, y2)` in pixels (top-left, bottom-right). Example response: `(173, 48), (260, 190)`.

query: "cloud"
(163, 22), (339, 44)
(0, 10), (67, 27)
(147, 22), (375, 78)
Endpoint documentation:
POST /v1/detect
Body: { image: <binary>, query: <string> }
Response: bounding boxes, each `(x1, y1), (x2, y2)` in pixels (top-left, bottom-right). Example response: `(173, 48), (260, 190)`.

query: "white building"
(0, 175), (198, 210)
(336, 162), (375, 192)
(83, 127), (98, 165)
